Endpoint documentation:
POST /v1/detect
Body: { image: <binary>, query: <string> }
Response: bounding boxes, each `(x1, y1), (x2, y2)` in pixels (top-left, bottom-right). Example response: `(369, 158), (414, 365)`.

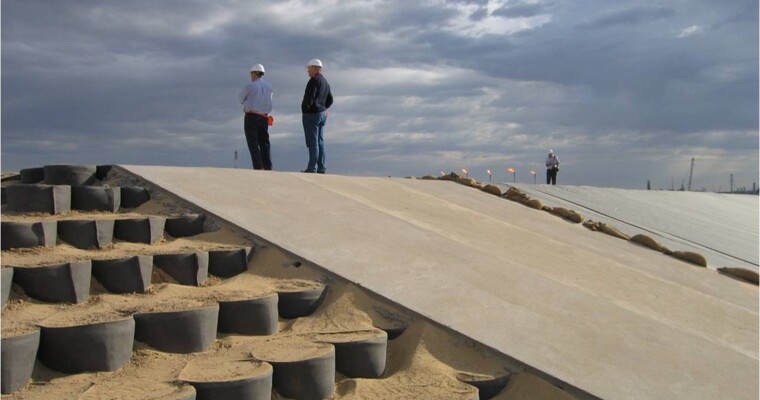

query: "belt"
(245, 111), (268, 118)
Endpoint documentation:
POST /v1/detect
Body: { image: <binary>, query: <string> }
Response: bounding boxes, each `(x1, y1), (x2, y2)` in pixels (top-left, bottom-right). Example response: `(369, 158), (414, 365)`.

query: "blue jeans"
(302, 112), (327, 173)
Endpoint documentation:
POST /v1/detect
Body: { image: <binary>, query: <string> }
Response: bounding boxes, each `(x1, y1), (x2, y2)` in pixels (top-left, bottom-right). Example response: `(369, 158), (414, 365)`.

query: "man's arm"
(325, 86), (333, 109)
(239, 84), (251, 104)
(301, 78), (316, 113)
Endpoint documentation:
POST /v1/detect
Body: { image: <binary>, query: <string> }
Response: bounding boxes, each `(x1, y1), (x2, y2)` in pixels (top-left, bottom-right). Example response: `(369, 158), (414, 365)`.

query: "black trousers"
(546, 168), (557, 185)
(244, 114), (272, 170)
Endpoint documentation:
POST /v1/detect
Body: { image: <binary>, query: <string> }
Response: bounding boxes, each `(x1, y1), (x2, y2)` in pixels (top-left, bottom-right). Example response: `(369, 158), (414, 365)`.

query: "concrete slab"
(120, 165), (758, 400)
(499, 184), (759, 270)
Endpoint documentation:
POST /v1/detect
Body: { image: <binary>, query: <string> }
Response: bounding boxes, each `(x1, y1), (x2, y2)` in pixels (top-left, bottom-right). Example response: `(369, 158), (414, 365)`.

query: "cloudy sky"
(2, 0), (757, 190)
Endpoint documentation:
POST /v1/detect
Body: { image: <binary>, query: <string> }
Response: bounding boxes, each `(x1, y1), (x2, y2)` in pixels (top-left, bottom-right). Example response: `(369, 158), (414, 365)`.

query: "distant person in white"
(239, 63), (273, 170)
(546, 149), (560, 185)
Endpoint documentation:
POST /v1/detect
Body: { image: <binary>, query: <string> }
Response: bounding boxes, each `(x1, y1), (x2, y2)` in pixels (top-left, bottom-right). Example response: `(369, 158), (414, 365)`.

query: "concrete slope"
(121, 166), (758, 400)
(501, 184), (759, 270)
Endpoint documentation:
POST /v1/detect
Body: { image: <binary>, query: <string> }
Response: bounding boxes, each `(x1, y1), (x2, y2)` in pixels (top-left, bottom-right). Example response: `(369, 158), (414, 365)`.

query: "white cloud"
(676, 24), (702, 38)
(436, 0), (552, 37)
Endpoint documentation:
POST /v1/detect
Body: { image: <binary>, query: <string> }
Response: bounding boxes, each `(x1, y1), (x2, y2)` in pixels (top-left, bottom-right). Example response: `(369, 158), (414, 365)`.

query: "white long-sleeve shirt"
(546, 155), (559, 169)
(239, 78), (273, 114)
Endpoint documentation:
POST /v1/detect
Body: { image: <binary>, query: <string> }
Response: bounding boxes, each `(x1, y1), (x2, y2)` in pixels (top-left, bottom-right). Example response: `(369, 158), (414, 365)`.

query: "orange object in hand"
(267, 115), (274, 126)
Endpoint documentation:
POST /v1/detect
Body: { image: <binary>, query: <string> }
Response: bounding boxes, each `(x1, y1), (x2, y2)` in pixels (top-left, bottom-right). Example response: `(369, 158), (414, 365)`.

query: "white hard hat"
(548, 149), (554, 154)
(307, 59), (323, 68)
(250, 64), (265, 73)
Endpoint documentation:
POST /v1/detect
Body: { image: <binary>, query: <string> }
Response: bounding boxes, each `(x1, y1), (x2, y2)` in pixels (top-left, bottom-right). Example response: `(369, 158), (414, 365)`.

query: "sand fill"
(717, 267), (759, 285)
(1, 245), (92, 268)
(314, 329), (387, 344)
(205, 288), (274, 303)
(128, 200), (167, 215)
(630, 234), (671, 254)
(1, 229), (250, 268)
(80, 382), (195, 400)
(583, 220), (630, 240)
(244, 335), (334, 362)
(37, 295), (131, 328)
(179, 358), (272, 382)
(166, 228), (251, 249)
(456, 178), (478, 187)
(247, 245), (326, 282)
(202, 270), (318, 301)
(288, 283), (406, 335)
(1, 296), (59, 336)
(2, 344), (192, 400)
(388, 321), (507, 378)
(1, 368), (101, 400)
(523, 198), (544, 209)
(491, 372), (576, 400)
(108, 283), (217, 314)
(269, 278), (324, 292)
(199, 272), (276, 302)
(549, 207), (584, 223)
(333, 320), (509, 399)
(1, 211), (159, 223)
(482, 185), (502, 196)
(672, 251), (708, 267)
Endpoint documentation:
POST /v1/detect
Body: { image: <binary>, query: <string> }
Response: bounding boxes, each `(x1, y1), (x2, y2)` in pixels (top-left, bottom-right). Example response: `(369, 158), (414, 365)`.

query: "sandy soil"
(180, 357), (273, 383)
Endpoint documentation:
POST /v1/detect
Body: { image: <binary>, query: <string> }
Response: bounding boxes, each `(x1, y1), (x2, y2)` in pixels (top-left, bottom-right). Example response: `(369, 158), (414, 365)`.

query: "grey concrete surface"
(498, 183), (759, 271)
(121, 165), (759, 400)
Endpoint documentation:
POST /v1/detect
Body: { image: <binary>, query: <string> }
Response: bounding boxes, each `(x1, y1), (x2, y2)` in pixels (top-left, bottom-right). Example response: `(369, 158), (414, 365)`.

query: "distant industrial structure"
(646, 158), (758, 194)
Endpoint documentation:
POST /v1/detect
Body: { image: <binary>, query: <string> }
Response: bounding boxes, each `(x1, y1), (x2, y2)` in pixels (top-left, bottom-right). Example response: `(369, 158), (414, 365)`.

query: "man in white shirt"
(545, 149), (560, 185)
(239, 64), (273, 170)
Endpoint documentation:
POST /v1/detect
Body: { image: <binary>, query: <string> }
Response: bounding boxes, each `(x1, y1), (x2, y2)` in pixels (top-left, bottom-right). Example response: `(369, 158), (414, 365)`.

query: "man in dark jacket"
(301, 59), (333, 174)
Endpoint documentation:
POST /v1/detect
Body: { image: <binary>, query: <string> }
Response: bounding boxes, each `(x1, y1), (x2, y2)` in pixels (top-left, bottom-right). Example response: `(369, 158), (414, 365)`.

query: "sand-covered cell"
(312, 329), (386, 344)
(179, 357), (272, 383)
(211, 279), (279, 335)
(37, 295), (130, 328)
(317, 329), (388, 378)
(290, 287), (383, 334)
(198, 270), (273, 301)
(80, 381), (196, 400)
(1, 226), (250, 269)
(10, 261), (91, 304)
(333, 320), (509, 399)
(718, 267), (759, 285)
(110, 283), (215, 314)
(245, 336), (335, 399)
(1, 295), (61, 337)
(288, 282), (409, 335)
(630, 234), (671, 254)
(672, 251), (708, 267)
(1, 328), (40, 394)
(246, 336), (334, 363)
(3, 345), (192, 400)
(269, 278), (325, 292)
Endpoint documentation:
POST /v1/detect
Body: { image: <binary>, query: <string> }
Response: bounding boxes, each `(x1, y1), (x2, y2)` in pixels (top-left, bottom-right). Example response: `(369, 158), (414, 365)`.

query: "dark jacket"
(301, 73), (333, 114)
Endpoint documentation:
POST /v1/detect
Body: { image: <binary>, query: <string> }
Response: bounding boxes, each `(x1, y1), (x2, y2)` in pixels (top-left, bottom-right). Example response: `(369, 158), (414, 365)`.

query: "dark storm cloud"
(576, 6), (677, 29)
(1, 0), (757, 189)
